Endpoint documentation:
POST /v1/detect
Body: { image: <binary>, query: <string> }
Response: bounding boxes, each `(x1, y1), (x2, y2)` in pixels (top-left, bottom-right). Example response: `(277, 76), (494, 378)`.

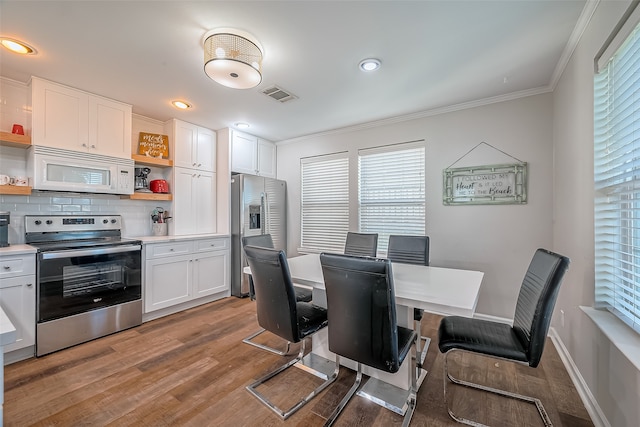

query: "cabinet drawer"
(194, 238), (229, 252)
(0, 254), (36, 278)
(145, 241), (192, 259)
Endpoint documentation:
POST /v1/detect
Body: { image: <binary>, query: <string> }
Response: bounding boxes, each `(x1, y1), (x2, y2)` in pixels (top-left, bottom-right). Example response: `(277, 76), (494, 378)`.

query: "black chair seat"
(297, 302), (328, 336)
(396, 326), (416, 370)
(438, 316), (527, 363)
(294, 286), (312, 302)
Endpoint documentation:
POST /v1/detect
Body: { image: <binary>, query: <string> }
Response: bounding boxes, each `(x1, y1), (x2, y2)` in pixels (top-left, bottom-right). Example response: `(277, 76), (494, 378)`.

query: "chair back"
(244, 246), (300, 343)
(242, 234), (274, 249)
(344, 232), (378, 257)
(320, 253), (403, 373)
(513, 248), (570, 367)
(387, 235), (430, 266)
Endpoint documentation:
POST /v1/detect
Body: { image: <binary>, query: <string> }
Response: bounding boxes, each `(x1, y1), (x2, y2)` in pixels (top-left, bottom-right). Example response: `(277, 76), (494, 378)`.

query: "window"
(594, 19), (640, 334)
(358, 141), (426, 252)
(300, 153), (349, 253)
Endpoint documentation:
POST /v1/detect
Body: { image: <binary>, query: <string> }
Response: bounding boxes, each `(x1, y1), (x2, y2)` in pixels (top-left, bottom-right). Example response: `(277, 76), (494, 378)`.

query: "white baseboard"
(549, 327), (610, 427)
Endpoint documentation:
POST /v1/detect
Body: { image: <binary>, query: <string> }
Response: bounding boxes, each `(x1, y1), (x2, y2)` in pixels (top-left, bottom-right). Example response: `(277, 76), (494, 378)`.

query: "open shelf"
(0, 131), (31, 148)
(0, 185), (32, 195)
(122, 192), (172, 201)
(131, 154), (173, 168)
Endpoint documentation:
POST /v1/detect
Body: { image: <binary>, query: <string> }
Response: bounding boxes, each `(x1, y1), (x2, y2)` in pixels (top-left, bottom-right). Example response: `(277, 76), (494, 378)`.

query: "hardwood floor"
(4, 297), (594, 426)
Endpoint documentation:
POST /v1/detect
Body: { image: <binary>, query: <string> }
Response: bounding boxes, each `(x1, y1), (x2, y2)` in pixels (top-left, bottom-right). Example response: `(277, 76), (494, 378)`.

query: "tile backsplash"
(1, 192), (171, 244)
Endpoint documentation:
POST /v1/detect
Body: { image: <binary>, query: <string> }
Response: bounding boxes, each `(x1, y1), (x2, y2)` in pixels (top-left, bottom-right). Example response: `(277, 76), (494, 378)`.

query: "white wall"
(277, 93), (554, 318)
(553, 1), (639, 426)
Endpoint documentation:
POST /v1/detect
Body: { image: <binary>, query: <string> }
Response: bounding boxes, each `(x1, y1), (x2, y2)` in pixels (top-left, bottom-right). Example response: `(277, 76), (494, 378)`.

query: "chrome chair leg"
(443, 349), (553, 427)
(414, 317), (428, 368)
(324, 356), (361, 427)
(242, 328), (292, 356)
(247, 340), (339, 420)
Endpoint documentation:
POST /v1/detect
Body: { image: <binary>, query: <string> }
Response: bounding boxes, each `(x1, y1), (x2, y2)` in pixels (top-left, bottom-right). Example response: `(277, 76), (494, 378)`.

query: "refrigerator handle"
(264, 192), (270, 234)
(261, 193), (266, 234)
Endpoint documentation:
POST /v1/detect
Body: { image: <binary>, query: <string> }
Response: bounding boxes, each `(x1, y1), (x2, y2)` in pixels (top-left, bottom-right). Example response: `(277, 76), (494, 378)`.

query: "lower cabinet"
(144, 237), (229, 313)
(0, 253), (36, 353)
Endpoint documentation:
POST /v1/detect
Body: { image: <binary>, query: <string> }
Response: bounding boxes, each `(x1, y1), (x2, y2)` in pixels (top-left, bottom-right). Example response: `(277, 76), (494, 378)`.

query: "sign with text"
(443, 163), (527, 205)
(137, 132), (169, 159)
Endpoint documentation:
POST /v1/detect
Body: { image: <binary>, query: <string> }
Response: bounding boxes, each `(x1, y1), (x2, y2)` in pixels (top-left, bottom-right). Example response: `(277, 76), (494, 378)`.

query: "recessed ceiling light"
(359, 58), (381, 72)
(235, 122), (250, 129)
(172, 100), (191, 110)
(1, 37), (37, 55)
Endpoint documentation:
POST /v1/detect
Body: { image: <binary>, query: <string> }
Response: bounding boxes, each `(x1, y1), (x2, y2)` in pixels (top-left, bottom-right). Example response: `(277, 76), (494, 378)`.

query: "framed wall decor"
(138, 132), (169, 159)
(443, 162), (527, 205)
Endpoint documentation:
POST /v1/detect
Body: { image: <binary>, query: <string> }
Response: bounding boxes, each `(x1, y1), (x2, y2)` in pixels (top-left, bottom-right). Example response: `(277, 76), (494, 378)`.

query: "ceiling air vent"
(262, 85), (298, 103)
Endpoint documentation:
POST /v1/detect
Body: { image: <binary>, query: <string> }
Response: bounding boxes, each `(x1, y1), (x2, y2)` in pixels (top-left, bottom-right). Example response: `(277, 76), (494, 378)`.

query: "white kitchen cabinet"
(230, 130), (276, 178)
(144, 253), (192, 312)
(173, 167), (216, 235)
(144, 237), (230, 313)
(0, 254), (36, 353)
(31, 77), (132, 159)
(166, 119), (216, 172)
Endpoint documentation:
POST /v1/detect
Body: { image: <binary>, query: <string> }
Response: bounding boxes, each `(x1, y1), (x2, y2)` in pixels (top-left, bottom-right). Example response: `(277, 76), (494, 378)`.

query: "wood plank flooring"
(3, 297), (594, 426)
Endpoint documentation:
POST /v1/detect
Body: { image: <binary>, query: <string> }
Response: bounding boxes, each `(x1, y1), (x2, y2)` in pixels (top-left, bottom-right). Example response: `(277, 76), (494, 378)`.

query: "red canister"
(149, 179), (169, 193)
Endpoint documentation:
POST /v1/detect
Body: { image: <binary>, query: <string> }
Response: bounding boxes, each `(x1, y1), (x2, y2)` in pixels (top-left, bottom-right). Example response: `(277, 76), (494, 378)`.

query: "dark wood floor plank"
(3, 298), (594, 427)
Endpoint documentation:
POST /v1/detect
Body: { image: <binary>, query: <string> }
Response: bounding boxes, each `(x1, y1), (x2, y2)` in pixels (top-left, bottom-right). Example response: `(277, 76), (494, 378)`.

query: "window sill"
(580, 306), (640, 371)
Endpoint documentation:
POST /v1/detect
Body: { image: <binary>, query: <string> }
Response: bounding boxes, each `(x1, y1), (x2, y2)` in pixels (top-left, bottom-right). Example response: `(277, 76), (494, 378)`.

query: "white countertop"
(133, 233), (230, 244)
(0, 244), (38, 256)
(0, 307), (17, 346)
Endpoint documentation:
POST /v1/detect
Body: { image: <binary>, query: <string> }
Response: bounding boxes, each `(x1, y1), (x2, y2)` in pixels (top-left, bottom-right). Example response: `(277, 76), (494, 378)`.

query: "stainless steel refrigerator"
(231, 174), (287, 297)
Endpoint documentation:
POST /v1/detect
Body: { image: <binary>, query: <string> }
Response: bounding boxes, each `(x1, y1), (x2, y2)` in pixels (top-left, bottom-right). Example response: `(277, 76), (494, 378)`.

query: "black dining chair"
(241, 234), (312, 355)
(387, 235), (430, 367)
(320, 253), (417, 427)
(438, 248), (570, 427)
(244, 246), (338, 420)
(343, 231), (378, 257)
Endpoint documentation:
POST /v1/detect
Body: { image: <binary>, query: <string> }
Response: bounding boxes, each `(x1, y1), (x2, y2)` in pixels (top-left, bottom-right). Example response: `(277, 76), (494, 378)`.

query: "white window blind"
(358, 142), (425, 253)
(300, 153), (349, 253)
(594, 19), (640, 334)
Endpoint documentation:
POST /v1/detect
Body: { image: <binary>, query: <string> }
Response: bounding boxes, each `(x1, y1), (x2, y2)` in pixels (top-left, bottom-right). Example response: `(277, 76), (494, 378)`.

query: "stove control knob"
(34, 220), (41, 225)
(111, 219), (117, 224)
(103, 219), (109, 224)
(46, 220), (53, 225)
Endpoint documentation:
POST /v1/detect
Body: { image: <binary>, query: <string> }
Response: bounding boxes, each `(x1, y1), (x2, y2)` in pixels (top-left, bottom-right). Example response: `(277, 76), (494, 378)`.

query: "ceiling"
(0, 1), (589, 143)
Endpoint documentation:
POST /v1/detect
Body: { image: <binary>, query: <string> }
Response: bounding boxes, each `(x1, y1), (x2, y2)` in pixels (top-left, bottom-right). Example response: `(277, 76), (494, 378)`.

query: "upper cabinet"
(31, 77), (132, 159)
(165, 119), (216, 172)
(229, 130), (276, 178)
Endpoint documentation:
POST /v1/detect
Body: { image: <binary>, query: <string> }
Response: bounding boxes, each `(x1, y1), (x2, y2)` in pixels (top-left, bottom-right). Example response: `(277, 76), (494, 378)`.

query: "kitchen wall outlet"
(560, 309), (565, 328)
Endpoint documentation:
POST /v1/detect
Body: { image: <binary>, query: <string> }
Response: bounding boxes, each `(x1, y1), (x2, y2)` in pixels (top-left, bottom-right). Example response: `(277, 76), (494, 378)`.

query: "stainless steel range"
(25, 215), (142, 356)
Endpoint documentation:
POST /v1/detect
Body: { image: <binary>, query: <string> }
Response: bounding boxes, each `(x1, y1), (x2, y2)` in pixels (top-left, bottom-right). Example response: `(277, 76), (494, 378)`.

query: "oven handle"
(41, 244), (142, 260)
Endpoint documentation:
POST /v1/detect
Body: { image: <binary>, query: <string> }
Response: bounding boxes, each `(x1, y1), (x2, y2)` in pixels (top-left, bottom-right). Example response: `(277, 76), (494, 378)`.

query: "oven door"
(37, 244), (142, 323)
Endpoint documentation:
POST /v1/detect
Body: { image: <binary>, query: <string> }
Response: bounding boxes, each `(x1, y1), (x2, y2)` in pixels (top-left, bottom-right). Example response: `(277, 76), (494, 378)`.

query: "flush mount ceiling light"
(359, 58), (381, 72)
(203, 28), (263, 89)
(172, 100), (192, 110)
(1, 37), (37, 55)
(234, 122), (250, 129)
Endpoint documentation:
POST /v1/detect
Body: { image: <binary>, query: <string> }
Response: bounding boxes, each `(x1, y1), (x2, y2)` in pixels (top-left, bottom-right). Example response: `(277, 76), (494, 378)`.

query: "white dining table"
(243, 253), (484, 414)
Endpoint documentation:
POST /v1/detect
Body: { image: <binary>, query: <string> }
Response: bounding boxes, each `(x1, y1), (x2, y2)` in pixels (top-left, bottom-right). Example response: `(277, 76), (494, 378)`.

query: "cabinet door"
(194, 171), (216, 234)
(173, 167), (196, 235)
(32, 78), (89, 151)
(231, 131), (258, 174)
(257, 139), (276, 178)
(193, 251), (229, 297)
(88, 95), (132, 159)
(173, 121), (197, 169)
(0, 276), (36, 353)
(196, 127), (216, 172)
(145, 255), (192, 312)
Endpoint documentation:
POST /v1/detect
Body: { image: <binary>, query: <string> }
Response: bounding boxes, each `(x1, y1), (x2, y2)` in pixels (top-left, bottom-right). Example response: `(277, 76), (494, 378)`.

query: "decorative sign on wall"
(443, 163), (527, 205)
(138, 132), (169, 159)
(443, 142), (527, 205)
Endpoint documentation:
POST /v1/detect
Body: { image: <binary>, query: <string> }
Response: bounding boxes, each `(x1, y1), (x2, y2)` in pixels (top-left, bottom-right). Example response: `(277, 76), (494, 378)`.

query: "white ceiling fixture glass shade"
(203, 28), (263, 89)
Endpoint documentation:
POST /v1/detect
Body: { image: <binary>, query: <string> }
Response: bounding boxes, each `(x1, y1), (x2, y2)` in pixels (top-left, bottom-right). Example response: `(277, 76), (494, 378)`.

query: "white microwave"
(28, 146), (134, 195)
